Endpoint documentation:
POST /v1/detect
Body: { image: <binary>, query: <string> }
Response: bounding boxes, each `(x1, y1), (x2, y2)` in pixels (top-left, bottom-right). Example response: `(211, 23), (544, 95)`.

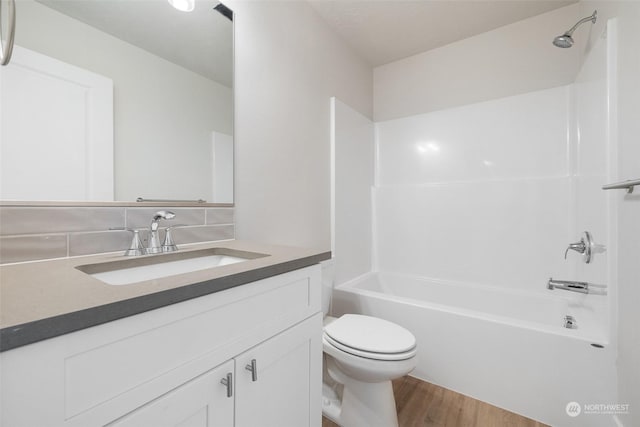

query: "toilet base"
(322, 382), (342, 424)
(322, 356), (399, 427)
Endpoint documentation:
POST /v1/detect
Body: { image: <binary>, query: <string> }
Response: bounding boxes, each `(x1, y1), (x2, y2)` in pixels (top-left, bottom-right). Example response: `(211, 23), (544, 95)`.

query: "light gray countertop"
(0, 240), (331, 351)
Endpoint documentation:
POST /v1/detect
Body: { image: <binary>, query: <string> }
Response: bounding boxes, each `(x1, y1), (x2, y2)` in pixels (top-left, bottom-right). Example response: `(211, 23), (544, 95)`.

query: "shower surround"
(331, 17), (618, 427)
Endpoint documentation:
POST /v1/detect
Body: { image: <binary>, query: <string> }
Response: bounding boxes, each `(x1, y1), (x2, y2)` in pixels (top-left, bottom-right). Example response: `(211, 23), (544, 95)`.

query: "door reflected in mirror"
(0, 0), (233, 204)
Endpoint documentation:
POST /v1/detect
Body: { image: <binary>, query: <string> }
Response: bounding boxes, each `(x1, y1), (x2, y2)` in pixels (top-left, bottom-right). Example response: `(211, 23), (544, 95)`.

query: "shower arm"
(563, 11), (597, 37)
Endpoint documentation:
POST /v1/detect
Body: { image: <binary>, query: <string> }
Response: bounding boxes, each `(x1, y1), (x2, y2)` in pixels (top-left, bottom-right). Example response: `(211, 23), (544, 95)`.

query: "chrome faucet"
(147, 210), (176, 254)
(547, 277), (589, 294)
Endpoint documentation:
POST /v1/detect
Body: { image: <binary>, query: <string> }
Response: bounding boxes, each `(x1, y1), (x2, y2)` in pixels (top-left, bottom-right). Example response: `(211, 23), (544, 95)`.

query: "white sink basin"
(77, 249), (267, 286)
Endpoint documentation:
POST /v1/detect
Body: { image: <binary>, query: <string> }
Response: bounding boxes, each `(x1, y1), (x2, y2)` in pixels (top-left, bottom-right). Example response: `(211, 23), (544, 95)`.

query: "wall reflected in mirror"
(0, 0), (233, 203)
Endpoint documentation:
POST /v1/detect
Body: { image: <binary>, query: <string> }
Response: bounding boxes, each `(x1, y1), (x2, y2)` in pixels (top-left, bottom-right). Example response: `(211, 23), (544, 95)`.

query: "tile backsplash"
(0, 205), (234, 264)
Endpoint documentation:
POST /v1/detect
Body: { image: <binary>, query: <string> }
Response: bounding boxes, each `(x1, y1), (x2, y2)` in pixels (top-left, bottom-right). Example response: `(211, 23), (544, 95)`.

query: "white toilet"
(321, 265), (418, 426)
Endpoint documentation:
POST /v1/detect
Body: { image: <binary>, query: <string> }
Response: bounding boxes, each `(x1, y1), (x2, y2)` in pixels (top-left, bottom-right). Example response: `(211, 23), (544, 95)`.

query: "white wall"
(331, 98), (374, 285)
(579, 3), (640, 426)
(15, 0), (232, 201)
(374, 3), (582, 121)
(229, 1), (372, 250)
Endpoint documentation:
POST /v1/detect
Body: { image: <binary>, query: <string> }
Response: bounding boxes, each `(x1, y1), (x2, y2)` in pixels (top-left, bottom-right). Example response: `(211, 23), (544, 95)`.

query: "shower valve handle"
(564, 231), (593, 264)
(564, 241), (586, 258)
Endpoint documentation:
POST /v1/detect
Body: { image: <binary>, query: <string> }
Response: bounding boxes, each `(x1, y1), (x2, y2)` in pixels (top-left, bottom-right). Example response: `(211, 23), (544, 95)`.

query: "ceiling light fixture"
(168, 0), (194, 12)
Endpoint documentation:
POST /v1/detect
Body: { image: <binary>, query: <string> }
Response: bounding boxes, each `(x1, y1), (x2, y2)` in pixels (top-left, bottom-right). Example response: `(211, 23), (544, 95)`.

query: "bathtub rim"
(334, 271), (608, 346)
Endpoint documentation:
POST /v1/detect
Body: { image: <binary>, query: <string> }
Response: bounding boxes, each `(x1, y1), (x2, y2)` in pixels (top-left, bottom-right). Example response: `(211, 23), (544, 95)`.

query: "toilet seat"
(324, 333), (417, 361)
(323, 314), (417, 361)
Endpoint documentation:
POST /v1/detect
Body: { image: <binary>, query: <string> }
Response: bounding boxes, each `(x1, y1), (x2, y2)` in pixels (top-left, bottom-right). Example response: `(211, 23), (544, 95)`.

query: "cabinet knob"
(220, 372), (233, 397)
(245, 359), (258, 382)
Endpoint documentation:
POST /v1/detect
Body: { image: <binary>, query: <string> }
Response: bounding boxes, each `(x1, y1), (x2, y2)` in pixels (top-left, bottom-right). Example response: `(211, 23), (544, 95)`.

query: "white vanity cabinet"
(0, 265), (322, 427)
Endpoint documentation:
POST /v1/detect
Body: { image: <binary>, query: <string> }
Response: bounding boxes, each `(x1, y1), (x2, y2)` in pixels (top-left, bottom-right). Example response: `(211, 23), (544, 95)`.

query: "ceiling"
(37, 0), (233, 87)
(308, 0), (577, 66)
(35, 0), (577, 82)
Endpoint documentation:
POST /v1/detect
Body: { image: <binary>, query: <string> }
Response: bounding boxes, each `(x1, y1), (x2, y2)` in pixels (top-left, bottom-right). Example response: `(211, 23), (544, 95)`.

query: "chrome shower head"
(553, 34), (574, 48)
(553, 10), (597, 48)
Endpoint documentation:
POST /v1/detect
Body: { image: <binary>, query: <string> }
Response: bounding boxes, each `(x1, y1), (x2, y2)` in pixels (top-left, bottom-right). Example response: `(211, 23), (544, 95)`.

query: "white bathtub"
(331, 272), (617, 427)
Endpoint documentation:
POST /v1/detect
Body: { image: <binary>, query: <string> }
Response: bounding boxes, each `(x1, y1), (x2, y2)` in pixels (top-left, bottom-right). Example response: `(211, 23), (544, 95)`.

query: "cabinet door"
(107, 360), (234, 427)
(235, 313), (323, 427)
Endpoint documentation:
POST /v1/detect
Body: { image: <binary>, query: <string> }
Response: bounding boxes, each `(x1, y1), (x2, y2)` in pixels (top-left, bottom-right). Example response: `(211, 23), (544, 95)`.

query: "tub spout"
(547, 278), (589, 294)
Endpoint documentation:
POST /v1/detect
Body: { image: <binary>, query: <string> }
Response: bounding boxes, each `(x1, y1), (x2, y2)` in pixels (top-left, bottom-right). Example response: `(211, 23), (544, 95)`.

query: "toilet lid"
(324, 314), (416, 355)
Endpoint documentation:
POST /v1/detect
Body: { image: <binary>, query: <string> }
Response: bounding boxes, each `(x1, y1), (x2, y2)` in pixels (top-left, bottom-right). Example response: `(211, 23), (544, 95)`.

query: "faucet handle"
(161, 225), (184, 253)
(564, 231), (594, 263)
(125, 230), (147, 256)
(564, 241), (586, 258)
(110, 228), (147, 257)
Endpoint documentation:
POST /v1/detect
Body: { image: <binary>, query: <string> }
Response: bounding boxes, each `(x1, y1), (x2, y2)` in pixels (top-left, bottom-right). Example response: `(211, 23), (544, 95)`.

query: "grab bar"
(602, 178), (640, 194)
(547, 278), (589, 294)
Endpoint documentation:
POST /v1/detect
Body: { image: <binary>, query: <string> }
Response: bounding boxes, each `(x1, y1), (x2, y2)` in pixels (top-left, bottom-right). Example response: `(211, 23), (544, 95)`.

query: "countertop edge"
(0, 251), (331, 352)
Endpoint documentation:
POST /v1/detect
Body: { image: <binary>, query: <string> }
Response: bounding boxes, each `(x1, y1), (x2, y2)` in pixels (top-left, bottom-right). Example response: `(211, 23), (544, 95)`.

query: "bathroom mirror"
(0, 0), (233, 204)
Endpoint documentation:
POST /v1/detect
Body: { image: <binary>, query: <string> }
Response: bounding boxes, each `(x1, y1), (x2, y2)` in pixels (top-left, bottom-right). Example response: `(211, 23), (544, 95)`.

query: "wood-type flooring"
(321, 376), (549, 427)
